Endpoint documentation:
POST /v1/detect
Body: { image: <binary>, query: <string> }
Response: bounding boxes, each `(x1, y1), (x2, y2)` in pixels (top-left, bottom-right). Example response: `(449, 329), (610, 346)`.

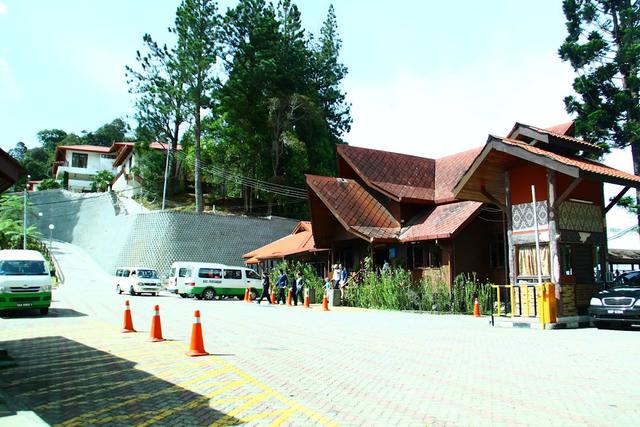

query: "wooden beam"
(481, 185), (506, 211)
(605, 186), (631, 213)
(553, 178), (583, 209)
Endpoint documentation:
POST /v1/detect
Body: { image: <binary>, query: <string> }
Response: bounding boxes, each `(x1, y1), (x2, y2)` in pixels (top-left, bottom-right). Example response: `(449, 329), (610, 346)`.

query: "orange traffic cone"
(122, 300), (136, 333)
(322, 290), (330, 311)
(287, 289), (293, 306)
(148, 305), (164, 342)
(270, 288), (276, 304)
(244, 288), (249, 302)
(473, 298), (481, 317)
(304, 289), (311, 308)
(186, 310), (209, 357)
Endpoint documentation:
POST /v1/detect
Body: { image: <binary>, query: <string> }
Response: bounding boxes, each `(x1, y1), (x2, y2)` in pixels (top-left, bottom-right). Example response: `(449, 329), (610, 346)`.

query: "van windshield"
(137, 269), (159, 279)
(0, 260), (48, 276)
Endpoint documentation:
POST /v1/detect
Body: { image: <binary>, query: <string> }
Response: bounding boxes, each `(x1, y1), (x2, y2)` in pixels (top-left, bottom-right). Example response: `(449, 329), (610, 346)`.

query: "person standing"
(340, 264), (348, 287)
(289, 272), (297, 305)
(332, 264), (341, 289)
(256, 271), (272, 304)
(295, 271), (304, 306)
(275, 271), (287, 304)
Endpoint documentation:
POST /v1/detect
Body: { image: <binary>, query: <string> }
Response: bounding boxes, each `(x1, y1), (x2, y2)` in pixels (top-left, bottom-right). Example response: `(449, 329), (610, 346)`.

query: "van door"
(222, 268), (243, 297)
(244, 269), (261, 289)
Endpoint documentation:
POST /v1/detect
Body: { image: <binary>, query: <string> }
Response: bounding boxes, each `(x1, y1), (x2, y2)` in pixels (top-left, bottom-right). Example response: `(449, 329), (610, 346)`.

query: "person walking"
(294, 271), (304, 306)
(289, 272), (297, 305)
(275, 271), (287, 304)
(256, 271), (272, 304)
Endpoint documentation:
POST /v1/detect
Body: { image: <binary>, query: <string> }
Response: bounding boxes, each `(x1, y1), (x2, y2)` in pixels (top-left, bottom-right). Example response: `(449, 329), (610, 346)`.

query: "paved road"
(1, 241), (639, 426)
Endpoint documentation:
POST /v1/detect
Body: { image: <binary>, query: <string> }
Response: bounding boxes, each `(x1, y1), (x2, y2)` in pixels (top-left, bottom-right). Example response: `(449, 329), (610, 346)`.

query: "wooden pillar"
(505, 172), (516, 286)
(547, 169), (563, 315)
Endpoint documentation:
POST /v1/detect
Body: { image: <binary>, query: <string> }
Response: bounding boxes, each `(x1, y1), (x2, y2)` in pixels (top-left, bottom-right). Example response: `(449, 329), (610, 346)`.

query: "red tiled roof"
(545, 122), (574, 136)
(434, 147), (483, 203)
(400, 201), (482, 242)
(242, 221), (315, 262)
(337, 145), (435, 202)
(528, 124), (601, 151)
(500, 137), (640, 185)
(57, 145), (112, 153)
(306, 174), (400, 241)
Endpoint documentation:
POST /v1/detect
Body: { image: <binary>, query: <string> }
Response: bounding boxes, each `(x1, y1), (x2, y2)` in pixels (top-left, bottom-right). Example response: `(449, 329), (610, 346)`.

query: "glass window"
(71, 152), (88, 168)
(122, 270), (130, 277)
(560, 244), (573, 276)
(178, 267), (192, 278)
(428, 244), (441, 268)
(246, 269), (260, 280)
(170, 268), (176, 277)
(199, 268), (221, 279)
(223, 269), (242, 280)
(517, 245), (550, 277)
(136, 269), (158, 279)
(0, 260), (47, 276)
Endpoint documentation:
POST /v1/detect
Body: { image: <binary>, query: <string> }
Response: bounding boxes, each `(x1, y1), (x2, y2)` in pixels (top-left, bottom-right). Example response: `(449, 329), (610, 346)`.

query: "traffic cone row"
(119, 301), (209, 357)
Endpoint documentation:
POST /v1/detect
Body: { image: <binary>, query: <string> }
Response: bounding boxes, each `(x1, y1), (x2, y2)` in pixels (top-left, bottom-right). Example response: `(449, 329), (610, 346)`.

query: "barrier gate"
(491, 283), (557, 328)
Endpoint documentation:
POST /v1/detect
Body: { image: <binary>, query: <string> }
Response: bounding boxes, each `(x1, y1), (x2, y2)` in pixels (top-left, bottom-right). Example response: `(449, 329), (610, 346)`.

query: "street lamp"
(23, 175), (30, 249)
(48, 224), (55, 250)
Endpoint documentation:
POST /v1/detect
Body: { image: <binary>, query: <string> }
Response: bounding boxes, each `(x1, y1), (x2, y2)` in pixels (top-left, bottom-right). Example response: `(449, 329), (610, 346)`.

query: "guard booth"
(454, 122), (640, 319)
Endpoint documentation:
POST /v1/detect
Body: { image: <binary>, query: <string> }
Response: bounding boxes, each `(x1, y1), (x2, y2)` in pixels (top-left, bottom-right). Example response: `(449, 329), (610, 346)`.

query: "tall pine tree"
(559, 0), (640, 231)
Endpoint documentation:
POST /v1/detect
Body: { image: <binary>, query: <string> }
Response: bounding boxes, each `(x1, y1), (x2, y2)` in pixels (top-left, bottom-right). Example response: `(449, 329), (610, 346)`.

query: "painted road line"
(269, 407), (298, 427)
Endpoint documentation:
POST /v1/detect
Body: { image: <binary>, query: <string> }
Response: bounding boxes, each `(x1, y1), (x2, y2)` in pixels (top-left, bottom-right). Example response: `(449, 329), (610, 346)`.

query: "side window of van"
(224, 269), (242, 280)
(245, 269), (260, 280)
(179, 268), (192, 278)
(199, 268), (221, 279)
(123, 270), (130, 278)
(116, 269), (122, 277)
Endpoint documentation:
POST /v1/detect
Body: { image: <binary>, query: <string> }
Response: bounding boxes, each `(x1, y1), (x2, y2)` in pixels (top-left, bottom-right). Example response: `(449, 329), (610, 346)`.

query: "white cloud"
(0, 3), (7, 16)
(343, 56), (574, 159)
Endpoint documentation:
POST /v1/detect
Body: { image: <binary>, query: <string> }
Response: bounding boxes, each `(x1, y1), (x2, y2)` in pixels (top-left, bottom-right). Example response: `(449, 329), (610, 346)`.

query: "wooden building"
(305, 145), (505, 287)
(454, 122), (640, 316)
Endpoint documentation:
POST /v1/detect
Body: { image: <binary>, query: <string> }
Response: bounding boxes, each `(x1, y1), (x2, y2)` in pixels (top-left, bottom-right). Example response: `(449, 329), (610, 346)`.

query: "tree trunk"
(631, 143), (640, 237)
(194, 107), (203, 214)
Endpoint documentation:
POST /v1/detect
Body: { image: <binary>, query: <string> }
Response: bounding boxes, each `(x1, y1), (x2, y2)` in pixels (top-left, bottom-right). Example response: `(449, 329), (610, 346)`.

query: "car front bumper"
(589, 306), (640, 324)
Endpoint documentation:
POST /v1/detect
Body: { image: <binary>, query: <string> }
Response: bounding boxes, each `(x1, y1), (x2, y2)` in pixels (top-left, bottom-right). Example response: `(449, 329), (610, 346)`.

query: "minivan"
(0, 249), (52, 315)
(177, 263), (262, 300)
(114, 267), (161, 296)
(167, 262), (193, 296)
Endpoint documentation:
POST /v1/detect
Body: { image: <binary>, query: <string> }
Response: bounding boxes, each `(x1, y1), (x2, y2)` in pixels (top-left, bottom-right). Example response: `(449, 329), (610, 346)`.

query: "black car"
(589, 271), (640, 328)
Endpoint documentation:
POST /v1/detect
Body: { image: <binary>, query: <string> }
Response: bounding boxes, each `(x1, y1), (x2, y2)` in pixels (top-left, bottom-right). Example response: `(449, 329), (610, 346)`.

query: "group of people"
(256, 270), (305, 305)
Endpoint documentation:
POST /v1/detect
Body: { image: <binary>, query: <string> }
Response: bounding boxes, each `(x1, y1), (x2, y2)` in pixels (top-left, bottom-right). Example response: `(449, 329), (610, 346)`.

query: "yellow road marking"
(269, 407), (298, 427)
(212, 392), (271, 425)
(237, 408), (289, 423)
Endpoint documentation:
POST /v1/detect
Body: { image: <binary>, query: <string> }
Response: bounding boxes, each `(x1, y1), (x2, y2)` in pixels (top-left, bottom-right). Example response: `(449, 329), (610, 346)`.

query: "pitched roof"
(57, 145), (112, 154)
(242, 221), (315, 263)
(545, 122), (574, 136)
(508, 122), (602, 154)
(400, 201), (482, 242)
(336, 145), (435, 202)
(306, 174), (400, 241)
(434, 147), (483, 203)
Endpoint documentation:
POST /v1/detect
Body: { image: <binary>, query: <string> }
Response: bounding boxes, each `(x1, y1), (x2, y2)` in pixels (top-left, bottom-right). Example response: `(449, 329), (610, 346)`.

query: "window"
(71, 152), (88, 168)
(199, 268), (221, 279)
(407, 244), (424, 269)
(178, 268), (192, 278)
(246, 269), (260, 280)
(560, 244), (573, 276)
(0, 260), (47, 276)
(122, 270), (130, 277)
(517, 245), (550, 278)
(136, 269), (158, 279)
(428, 244), (441, 268)
(223, 269), (242, 280)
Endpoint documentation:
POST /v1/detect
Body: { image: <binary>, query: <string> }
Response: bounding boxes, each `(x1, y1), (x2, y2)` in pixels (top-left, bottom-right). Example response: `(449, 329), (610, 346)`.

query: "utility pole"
(161, 143), (170, 211)
(23, 175), (29, 249)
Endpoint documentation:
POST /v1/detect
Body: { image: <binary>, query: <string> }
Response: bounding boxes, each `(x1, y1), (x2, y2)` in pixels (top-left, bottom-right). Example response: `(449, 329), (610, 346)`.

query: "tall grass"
(343, 267), (493, 314)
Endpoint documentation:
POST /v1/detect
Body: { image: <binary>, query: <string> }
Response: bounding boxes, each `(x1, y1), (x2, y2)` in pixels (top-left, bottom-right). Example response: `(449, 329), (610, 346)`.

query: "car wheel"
(202, 288), (216, 301)
(40, 308), (49, 315)
(179, 293), (187, 298)
(130, 287), (137, 296)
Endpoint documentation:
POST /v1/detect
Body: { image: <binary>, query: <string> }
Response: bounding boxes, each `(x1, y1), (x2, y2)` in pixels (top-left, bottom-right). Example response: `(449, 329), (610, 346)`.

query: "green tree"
(83, 119), (131, 147)
(36, 129), (67, 153)
(172, 0), (221, 213)
(0, 195), (41, 249)
(91, 170), (115, 192)
(130, 143), (167, 198)
(21, 147), (51, 180)
(8, 142), (28, 161)
(559, 0), (640, 229)
(37, 178), (62, 191)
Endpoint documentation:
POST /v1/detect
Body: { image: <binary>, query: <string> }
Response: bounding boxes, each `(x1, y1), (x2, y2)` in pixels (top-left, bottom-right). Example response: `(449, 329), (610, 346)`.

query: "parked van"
(114, 267), (161, 296)
(177, 263), (262, 300)
(167, 262), (194, 296)
(0, 249), (52, 315)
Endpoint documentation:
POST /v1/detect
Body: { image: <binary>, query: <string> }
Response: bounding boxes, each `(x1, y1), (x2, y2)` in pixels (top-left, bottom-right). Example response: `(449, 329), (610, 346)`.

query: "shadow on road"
(0, 336), (242, 425)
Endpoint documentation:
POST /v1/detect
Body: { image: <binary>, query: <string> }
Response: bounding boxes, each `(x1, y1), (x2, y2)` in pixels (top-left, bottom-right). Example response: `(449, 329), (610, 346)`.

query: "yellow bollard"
(525, 286), (531, 317)
(496, 287), (501, 316)
(509, 286), (515, 318)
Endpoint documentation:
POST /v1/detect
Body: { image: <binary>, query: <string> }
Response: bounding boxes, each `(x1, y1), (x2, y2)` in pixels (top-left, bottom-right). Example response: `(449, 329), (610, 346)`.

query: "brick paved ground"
(1, 241), (639, 426)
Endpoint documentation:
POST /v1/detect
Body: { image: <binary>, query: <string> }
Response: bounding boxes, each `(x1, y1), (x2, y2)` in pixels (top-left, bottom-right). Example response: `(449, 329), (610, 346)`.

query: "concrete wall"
(29, 190), (297, 277)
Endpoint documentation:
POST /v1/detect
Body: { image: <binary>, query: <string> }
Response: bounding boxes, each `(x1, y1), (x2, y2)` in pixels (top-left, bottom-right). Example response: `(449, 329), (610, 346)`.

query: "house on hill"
(52, 142), (177, 193)
(305, 144), (505, 286)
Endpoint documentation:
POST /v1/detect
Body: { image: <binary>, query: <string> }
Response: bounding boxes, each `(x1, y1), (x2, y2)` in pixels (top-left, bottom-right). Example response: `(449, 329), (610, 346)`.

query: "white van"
(0, 249), (52, 315)
(167, 262), (193, 296)
(114, 267), (161, 296)
(177, 263), (262, 300)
